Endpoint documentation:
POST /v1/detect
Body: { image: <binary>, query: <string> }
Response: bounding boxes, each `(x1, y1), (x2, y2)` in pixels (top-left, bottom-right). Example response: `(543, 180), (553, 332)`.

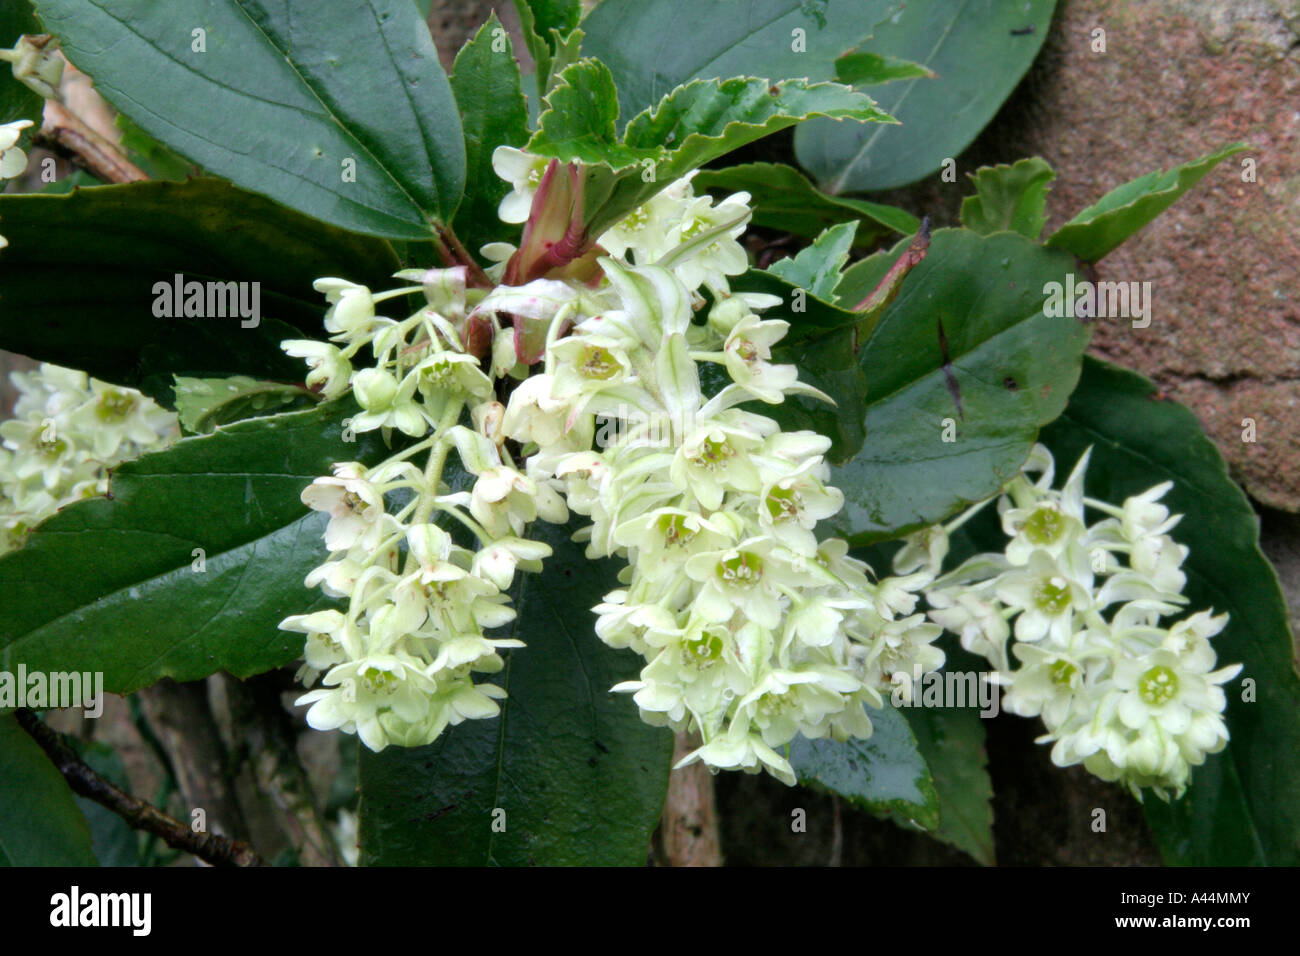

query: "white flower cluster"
(283, 152), (947, 775)
(280, 267), (567, 752)
(916, 445), (1240, 799)
(492, 155), (946, 784)
(0, 362), (178, 555)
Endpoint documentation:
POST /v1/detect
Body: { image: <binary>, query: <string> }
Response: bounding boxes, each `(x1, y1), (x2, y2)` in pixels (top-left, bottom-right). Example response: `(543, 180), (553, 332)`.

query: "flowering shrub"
(0, 0), (1293, 868)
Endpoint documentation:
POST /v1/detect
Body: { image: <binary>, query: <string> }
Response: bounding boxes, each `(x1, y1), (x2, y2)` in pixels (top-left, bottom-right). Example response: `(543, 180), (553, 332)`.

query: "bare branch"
(14, 708), (264, 868)
(34, 99), (147, 185)
(658, 730), (723, 866)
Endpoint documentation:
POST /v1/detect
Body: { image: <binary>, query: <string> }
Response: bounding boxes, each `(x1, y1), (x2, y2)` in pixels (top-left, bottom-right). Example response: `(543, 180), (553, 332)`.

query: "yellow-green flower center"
(1034, 578), (1072, 615)
(1049, 659), (1077, 686)
(361, 666), (398, 695)
(680, 216), (707, 239)
(580, 346), (621, 380)
(38, 435), (67, 459)
(1138, 665), (1179, 706)
(686, 631), (725, 665)
(765, 485), (800, 521)
(1024, 505), (1067, 545)
(96, 389), (137, 423)
(693, 437), (732, 470)
(623, 205), (650, 231)
(658, 513), (698, 547)
(718, 551), (762, 587)
(422, 357), (456, 388)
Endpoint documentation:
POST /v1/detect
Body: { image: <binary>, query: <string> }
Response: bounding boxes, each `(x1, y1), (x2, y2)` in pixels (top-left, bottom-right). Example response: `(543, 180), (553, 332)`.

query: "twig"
(658, 730), (723, 866)
(33, 99), (146, 184)
(435, 223), (493, 289)
(15, 708), (264, 867)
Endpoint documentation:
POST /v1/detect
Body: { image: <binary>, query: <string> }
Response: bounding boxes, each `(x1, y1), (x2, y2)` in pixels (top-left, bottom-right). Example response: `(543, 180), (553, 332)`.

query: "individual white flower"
(413, 350), (494, 403)
(492, 147), (551, 223)
(67, 380), (178, 459)
(757, 460), (844, 555)
(393, 266), (469, 320)
(301, 462), (393, 552)
(297, 653), (438, 752)
(0, 119), (32, 179)
(597, 181), (692, 264)
(667, 190), (752, 292)
(549, 335), (635, 406)
(670, 413), (770, 510)
(282, 340), (353, 399)
(999, 641), (1098, 728)
(686, 537), (800, 631)
(350, 367), (426, 436)
(314, 278), (378, 341)
(500, 374), (575, 448)
(469, 463), (566, 536)
(280, 610), (360, 685)
(926, 586), (1011, 671)
(995, 550), (1093, 645)
(1111, 645), (1240, 738)
(675, 716), (798, 786)
(613, 508), (740, 581)
(472, 536), (552, 590)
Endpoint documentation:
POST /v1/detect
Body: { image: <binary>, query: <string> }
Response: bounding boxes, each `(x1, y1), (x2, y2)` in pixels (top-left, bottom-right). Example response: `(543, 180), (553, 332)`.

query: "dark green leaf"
(960, 157), (1056, 240)
(790, 704), (940, 831)
(693, 162), (919, 245)
(834, 49), (934, 86)
(528, 61), (890, 237)
(767, 221), (857, 301)
(1046, 143), (1248, 262)
(1143, 750), (1266, 866)
(0, 713), (97, 865)
(621, 76), (894, 174)
(1038, 356), (1300, 865)
(512, 0), (581, 95)
(34, 0), (465, 237)
(580, 0), (896, 121)
(901, 706), (995, 865)
(0, 401), (388, 694)
(172, 375), (316, 435)
(518, 0), (580, 42)
(0, 178), (401, 399)
(829, 228), (1090, 541)
(795, 0), (1056, 193)
(0, 0), (42, 125)
(358, 519), (674, 866)
(450, 14), (530, 256)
